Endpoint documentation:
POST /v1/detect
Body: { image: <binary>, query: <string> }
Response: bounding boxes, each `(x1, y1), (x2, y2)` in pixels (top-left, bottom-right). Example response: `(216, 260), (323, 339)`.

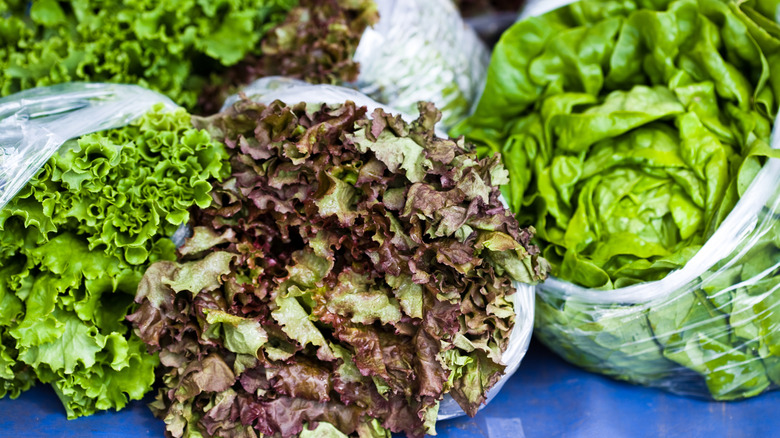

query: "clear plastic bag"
(518, 0), (578, 19)
(221, 77), (416, 122)
(512, 0), (780, 401)
(351, 0), (490, 130)
(535, 137), (780, 399)
(0, 83), (176, 210)
(224, 79), (535, 420)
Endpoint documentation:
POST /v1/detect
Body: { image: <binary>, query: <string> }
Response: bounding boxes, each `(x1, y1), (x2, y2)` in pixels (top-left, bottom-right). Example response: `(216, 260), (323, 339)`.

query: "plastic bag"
(518, 0), (577, 19)
(517, 0), (780, 400)
(221, 77), (416, 122)
(224, 79), (535, 420)
(535, 131), (780, 400)
(0, 83), (176, 210)
(351, 0), (490, 130)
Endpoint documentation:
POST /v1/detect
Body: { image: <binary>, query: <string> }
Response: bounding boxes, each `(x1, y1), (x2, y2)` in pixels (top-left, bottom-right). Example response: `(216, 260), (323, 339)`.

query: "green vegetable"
(0, 0), (296, 108)
(456, 0), (780, 288)
(0, 105), (230, 417)
(352, 0), (490, 130)
(454, 0), (780, 400)
(536, 208), (780, 400)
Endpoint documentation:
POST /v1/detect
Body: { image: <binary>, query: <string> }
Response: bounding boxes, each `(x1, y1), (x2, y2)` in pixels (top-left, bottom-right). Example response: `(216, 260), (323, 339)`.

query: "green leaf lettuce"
(0, 105), (230, 417)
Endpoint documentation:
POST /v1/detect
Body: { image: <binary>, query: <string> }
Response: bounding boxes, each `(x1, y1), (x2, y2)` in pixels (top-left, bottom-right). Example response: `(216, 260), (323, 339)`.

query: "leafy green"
(536, 212), (780, 400)
(455, 0), (780, 400)
(0, 106), (229, 417)
(131, 100), (546, 437)
(456, 0), (780, 288)
(0, 0), (296, 108)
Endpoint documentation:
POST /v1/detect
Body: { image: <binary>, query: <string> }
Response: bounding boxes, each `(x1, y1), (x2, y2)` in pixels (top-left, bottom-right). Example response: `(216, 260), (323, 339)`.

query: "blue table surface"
(0, 340), (775, 438)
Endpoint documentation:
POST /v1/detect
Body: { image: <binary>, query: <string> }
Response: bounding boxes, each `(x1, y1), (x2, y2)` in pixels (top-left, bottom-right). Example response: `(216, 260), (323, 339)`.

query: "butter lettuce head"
(455, 0), (780, 289)
(0, 106), (230, 417)
(130, 100), (546, 438)
(455, 0), (780, 401)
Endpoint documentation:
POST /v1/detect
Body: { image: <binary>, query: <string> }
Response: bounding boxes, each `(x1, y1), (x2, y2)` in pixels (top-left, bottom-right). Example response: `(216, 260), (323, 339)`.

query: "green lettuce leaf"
(0, 106), (229, 417)
(0, 0), (296, 108)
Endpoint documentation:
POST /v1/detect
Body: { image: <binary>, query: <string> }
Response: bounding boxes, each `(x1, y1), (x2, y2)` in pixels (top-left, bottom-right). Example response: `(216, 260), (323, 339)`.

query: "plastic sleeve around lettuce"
(518, 0), (579, 19)
(225, 80), (535, 420)
(512, 0), (780, 400)
(536, 118), (780, 400)
(220, 77), (416, 123)
(0, 83), (177, 210)
(350, 0), (490, 130)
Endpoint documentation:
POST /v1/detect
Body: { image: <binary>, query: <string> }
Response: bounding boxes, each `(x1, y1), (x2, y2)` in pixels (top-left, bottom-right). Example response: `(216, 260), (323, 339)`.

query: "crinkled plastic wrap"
(224, 78), (535, 420)
(534, 115), (780, 400)
(221, 77), (416, 122)
(351, 0), (490, 130)
(0, 83), (177, 210)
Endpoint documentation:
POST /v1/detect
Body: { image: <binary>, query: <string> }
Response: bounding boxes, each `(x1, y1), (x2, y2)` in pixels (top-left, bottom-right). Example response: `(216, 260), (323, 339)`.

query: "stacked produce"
(454, 0), (780, 399)
(7, 0), (780, 435)
(0, 0), (484, 128)
(128, 98), (547, 437)
(0, 100), (230, 417)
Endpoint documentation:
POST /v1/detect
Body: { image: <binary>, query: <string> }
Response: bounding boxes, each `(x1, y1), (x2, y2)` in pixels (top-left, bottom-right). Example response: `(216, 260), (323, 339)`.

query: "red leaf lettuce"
(131, 99), (547, 437)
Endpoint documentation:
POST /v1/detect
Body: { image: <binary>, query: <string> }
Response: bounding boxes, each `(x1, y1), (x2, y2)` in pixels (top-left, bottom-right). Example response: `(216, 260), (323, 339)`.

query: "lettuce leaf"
(198, 0), (379, 114)
(0, 106), (230, 417)
(455, 0), (780, 288)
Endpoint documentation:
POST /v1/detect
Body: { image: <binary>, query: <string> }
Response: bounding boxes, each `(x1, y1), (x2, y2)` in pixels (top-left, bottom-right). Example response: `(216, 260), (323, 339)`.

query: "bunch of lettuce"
(0, 0), (294, 108)
(455, 0), (780, 289)
(0, 105), (229, 417)
(454, 0), (780, 400)
(129, 99), (547, 437)
(198, 0), (379, 114)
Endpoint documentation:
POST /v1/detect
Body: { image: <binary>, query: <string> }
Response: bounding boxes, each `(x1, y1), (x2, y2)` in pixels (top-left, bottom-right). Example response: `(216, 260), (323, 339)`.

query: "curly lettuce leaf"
(132, 100), (546, 437)
(0, 106), (230, 417)
(0, 0), (296, 108)
(197, 0), (378, 113)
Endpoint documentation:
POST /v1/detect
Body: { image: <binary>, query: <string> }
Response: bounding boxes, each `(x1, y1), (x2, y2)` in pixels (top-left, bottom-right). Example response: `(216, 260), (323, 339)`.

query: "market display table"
(1, 340), (774, 437)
